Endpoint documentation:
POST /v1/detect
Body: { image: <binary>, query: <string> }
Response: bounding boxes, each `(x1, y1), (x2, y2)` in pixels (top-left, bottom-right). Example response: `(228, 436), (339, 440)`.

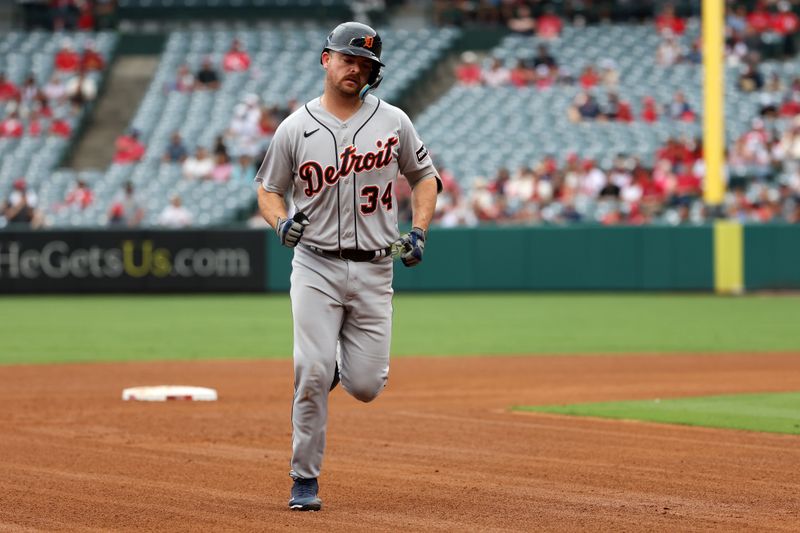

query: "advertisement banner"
(0, 230), (266, 293)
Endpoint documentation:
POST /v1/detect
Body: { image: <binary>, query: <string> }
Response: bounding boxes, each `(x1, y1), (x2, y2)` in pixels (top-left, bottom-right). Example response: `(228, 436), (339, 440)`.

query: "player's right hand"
(277, 212), (309, 248)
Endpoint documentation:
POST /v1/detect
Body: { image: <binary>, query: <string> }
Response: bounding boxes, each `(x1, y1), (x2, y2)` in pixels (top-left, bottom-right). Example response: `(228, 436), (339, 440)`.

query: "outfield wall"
(1, 224), (797, 292)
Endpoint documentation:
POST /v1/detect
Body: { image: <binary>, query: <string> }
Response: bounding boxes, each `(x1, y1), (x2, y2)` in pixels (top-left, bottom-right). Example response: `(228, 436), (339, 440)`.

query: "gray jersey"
(256, 94), (440, 251)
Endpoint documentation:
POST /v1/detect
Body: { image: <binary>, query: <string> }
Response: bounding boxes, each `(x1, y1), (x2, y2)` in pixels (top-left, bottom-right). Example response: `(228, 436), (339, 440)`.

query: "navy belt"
(303, 244), (392, 262)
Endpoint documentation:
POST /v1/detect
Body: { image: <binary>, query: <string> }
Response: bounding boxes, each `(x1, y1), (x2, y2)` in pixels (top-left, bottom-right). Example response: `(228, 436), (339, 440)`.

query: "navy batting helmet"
(322, 22), (384, 99)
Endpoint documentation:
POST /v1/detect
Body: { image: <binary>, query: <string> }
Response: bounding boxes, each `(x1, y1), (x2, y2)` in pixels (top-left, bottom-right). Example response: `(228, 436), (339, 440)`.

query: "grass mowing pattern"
(516, 392), (800, 435)
(2, 293), (800, 364)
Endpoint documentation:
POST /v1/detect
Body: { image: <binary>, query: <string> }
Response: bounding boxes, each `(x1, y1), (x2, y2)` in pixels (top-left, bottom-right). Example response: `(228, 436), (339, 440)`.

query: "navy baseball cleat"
(289, 478), (322, 511)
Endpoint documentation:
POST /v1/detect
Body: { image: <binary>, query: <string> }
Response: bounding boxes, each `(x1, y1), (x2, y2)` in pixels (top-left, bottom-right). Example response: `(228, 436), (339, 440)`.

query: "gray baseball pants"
(289, 244), (393, 480)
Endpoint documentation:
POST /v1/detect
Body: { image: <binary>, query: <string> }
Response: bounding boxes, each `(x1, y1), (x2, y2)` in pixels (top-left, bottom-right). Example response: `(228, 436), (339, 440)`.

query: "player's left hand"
(394, 227), (426, 267)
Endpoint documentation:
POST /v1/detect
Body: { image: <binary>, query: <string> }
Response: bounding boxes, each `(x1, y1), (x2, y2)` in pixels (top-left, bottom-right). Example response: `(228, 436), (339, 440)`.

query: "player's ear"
(321, 51), (331, 70)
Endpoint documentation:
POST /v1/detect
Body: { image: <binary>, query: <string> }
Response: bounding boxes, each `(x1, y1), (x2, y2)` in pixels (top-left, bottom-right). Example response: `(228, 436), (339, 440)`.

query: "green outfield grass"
(1, 293), (799, 364)
(515, 392), (800, 435)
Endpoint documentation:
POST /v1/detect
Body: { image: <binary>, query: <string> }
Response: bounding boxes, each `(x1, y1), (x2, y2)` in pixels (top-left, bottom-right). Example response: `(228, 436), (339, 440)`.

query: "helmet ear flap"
(359, 64), (383, 100)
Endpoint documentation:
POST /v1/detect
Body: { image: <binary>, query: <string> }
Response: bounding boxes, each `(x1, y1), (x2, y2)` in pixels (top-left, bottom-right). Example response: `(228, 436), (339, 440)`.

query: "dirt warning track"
(1, 353), (799, 532)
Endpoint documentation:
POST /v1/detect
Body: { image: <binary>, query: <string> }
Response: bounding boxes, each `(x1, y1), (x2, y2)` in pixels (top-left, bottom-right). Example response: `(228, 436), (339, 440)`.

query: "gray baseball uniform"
(256, 93), (440, 480)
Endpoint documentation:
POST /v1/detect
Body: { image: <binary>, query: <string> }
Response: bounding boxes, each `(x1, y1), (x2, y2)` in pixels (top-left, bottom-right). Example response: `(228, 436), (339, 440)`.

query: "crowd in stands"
(0, 38), (104, 142)
(408, 134), (800, 227)
(0, 179), (44, 228)
(25, 0), (118, 32)
(8, 4), (800, 230)
(434, 2), (800, 226)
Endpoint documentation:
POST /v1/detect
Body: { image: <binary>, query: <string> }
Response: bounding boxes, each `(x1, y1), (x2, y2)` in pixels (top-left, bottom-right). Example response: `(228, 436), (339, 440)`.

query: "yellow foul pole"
(703, 0), (725, 205)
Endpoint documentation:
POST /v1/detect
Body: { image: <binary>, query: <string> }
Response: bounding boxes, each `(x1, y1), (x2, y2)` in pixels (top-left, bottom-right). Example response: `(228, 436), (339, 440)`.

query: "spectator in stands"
(66, 68), (98, 109)
(509, 59), (531, 87)
(506, 165), (535, 208)
(113, 129), (146, 164)
(726, 30), (750, 66)
(781, 89), (800, 118)
(641, 96), (660, 123)
(28, 110), (43, 136)
(533, 64), (556, 89)
(32, 91), (51, 120)
(107, 203), (125, 226)
(759, 92), (779, 118)
(580, 159), (607, 199)
(64, 179), (94, 209)
(212, 152), (232, 182)
(683, 39), (702, 64)
(773, 1), (799, 57)
(0, 111), (24, 138)
(76, 0), (96, 31)
(779, 92), (800, 117)
(226, 103), (260, 157)
(578, 65), (600, 89)
(655, 3), (686, 35)
(608, 153), (634, 190)
(20, 75), (39, 108)
(241, 92), (260, 123)
(167, 64), (195, 93)
(482, 57), (510, 87)
(732, 119), (773, 180)
(108, 181), (144, 228)
(0, 73), (19, 101)
(599, 59), (619, 89)
(604, 93), (633, 122)
(765, 72), (785, 93)
(739, 62), (765, 92)
(210, 135), (227, 159)
(537, 7), (562, 40)
(80, 40), (105, 71)
(469, 177), (503, 221)
(163, 132), (188, 163)
(532, 44), (557, 71)
(258, 107), (279, 136)
(55, 40), (80, 72)
(231, 154), (256, 183)
(1, 179), (41, 228)
(667, 91), (695, 121)
(727, 5), (748, 35)
(507, 5), (536, 35)
(455, 52), (482, 85)
(656, 33), (683, 66)
(195, 58), (220, 90)
(43, 73), (68, 104)
(747, 2), (772, 34)
(568, 91), (601, 122)
(743, 26), (763, 60)
(158, 196), (193, 228)
(182, 146), (214, 180)
(50, 112), (72, 137)
(223, 39), (251, 72)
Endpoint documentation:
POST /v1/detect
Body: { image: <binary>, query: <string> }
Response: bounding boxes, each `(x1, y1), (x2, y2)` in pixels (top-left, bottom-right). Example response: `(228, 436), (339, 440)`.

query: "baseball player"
(255, 22), (440, 511)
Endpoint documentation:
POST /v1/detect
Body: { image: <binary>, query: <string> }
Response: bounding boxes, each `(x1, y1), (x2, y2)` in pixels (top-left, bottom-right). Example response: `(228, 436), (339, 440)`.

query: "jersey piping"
(304, 103), (342, 251)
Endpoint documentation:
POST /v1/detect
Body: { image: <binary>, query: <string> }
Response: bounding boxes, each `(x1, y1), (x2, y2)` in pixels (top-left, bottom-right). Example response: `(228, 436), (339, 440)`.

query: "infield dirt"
(1, 353), (799, 531)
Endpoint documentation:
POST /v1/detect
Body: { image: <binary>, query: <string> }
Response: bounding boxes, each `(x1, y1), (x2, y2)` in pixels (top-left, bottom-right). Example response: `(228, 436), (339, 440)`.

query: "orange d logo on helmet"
(363, 36), (374, 49)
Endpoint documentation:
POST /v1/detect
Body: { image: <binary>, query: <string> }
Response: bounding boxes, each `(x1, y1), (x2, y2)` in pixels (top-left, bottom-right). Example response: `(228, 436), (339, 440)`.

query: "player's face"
(324, 51), (373, 97)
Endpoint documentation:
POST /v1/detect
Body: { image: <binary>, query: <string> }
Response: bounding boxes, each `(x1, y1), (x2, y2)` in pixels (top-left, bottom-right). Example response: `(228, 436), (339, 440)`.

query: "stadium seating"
(41, 25), (459, 227)
(416, 20), (788, 183)
(0, 31), (117, 217)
